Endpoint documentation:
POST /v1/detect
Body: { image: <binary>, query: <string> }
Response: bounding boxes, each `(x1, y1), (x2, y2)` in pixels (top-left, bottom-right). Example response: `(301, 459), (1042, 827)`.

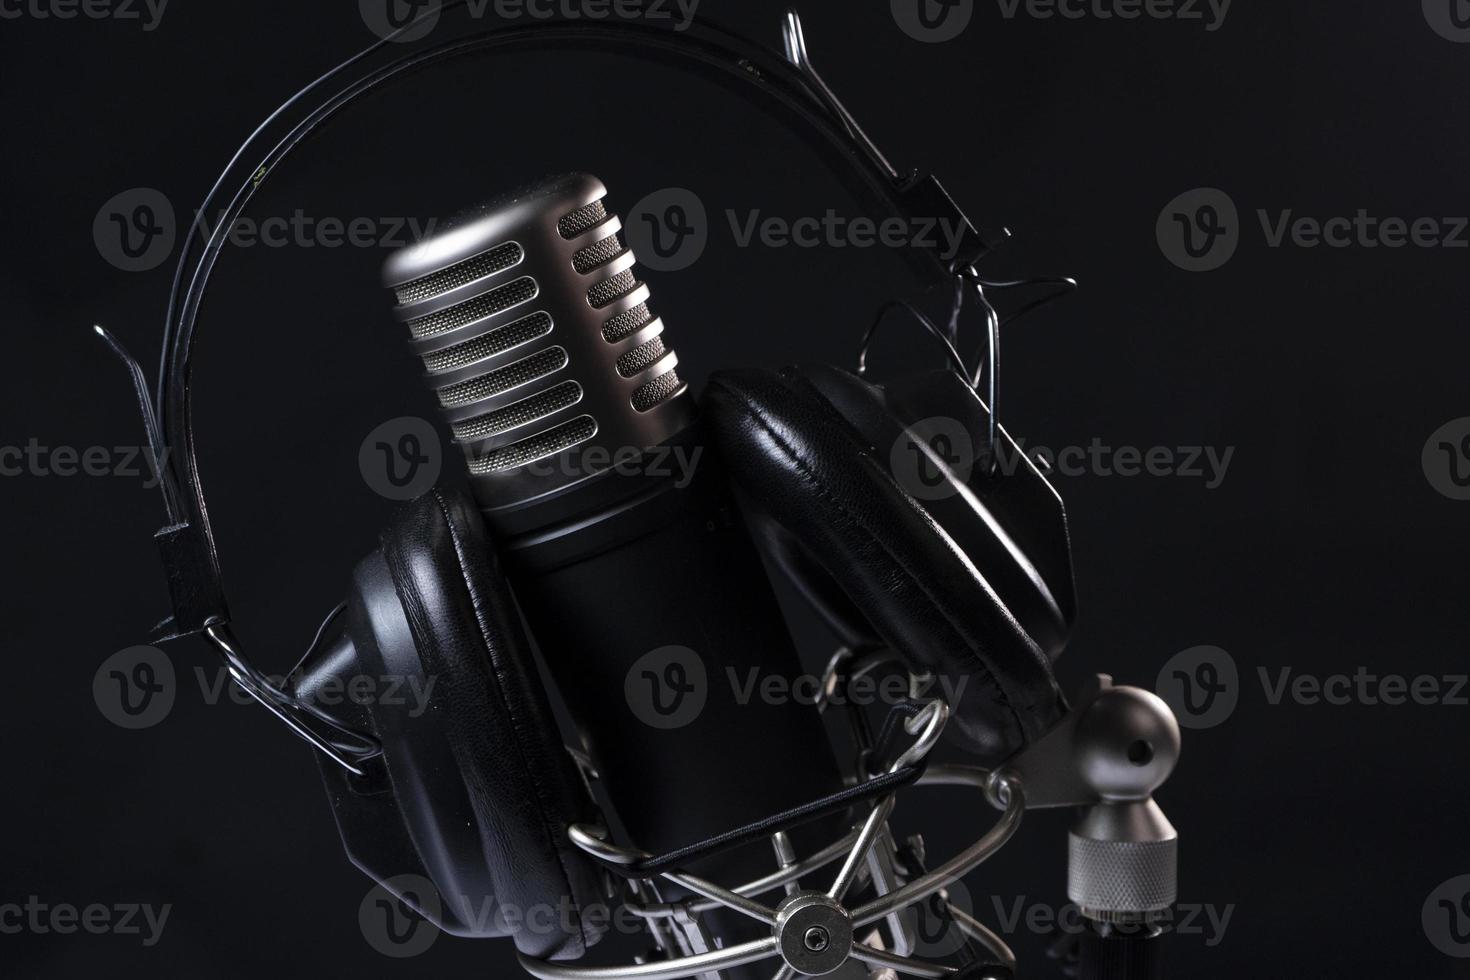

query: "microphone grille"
(557, 200), (608, 239)
(392, 242), (525, 306)
(383, 175), (694, 508)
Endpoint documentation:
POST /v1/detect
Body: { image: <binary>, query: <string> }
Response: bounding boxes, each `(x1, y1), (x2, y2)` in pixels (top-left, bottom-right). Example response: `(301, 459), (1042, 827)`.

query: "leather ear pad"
(703, 367), (1068, 762)
(379, 488), (604, 961)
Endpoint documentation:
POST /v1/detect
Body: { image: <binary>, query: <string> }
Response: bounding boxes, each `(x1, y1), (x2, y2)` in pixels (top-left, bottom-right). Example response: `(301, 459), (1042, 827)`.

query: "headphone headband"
(97, 9), (1006, 771)
(146, 9), (998, 638)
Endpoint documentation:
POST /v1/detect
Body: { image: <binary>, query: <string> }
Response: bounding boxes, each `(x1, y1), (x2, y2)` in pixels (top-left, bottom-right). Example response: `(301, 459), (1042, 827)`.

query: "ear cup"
(378, 488), (606, 961)
(703, 366), (1069, 762)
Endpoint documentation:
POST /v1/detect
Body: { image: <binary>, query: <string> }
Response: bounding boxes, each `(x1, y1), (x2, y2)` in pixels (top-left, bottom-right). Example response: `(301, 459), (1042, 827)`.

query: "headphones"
(104, 8), (1080, 966)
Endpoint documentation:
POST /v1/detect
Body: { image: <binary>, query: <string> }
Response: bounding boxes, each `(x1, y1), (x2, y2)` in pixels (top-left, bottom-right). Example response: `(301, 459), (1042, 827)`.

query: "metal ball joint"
(1072, 686), (1180, 802)
(1067, 685), (1181, 922)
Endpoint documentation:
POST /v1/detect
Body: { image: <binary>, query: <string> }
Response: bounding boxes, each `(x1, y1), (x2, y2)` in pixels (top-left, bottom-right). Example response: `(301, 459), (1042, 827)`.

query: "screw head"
(775, 893), (852, 976)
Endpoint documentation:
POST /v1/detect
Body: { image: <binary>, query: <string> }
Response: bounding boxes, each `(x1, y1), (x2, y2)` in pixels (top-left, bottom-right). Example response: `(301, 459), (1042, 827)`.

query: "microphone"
(381, 173), (845, 866)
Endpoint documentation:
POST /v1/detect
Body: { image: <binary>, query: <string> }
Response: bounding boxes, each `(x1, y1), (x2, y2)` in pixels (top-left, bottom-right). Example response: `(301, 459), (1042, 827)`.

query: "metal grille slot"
(469, 415), (598, 474)
(616, 337), (666, 378)
(558, 200), (608, 239)
(420, 312), (553, 374)
(406, 276), (538, 339)
(393, 242), (523, 305)
(587, 270), (639, 309)
(436, 347), (568, 408)
(633, 371), (682, 413)
(572, 234), (626, 274)
(451, 381), (583, 442)
(602, 302), (652, 342)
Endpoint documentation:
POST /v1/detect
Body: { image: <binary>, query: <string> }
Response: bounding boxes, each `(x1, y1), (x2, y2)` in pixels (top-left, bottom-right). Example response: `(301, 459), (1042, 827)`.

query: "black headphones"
(103, 8), (1079, 965)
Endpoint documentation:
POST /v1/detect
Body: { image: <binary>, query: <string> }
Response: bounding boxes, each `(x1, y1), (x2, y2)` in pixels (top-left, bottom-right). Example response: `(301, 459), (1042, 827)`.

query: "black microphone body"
(382, 174), (844, 865)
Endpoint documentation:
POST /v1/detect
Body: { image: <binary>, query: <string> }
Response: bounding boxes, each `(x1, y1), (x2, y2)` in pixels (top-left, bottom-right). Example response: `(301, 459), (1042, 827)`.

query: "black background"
(4, 0), (1469, 976)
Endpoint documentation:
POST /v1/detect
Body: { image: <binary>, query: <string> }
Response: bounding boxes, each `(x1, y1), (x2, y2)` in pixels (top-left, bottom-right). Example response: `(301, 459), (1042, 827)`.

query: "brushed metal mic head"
(383, 173), (695, 511)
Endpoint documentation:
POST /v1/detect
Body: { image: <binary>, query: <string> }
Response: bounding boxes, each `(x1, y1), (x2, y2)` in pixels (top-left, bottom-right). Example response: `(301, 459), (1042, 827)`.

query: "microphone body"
(383, 174), (843, 861)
